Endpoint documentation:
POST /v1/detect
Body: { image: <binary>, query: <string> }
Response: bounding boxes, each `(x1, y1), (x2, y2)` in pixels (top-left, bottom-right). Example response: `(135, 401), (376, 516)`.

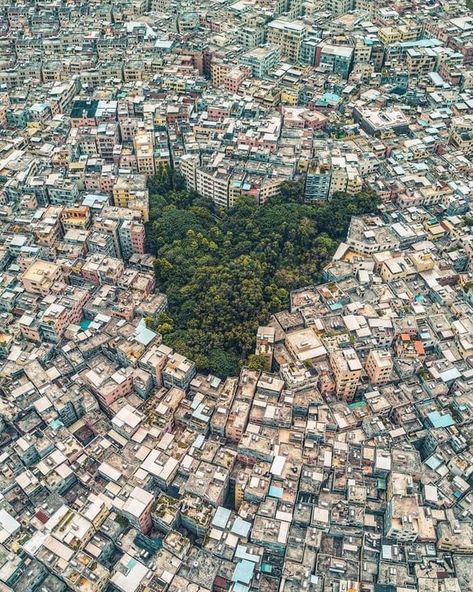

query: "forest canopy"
(146, 166), (380, 377)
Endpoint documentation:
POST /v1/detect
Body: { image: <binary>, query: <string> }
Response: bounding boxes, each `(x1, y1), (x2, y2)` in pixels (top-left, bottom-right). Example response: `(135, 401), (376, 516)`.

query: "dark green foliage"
(146, 312), (174, 335)
(246, 354), (270, 372)
(147, 171), (380, 377)
(207, 348), (242, 378)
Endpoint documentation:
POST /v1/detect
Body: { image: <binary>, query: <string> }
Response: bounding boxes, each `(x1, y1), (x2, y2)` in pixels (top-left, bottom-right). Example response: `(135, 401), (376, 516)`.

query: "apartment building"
(21, 260), (63, 296)
(266, 19), (307, 63)
(365, 349), (393, 385)
(330, 347), (362, 401)
(240, 45), (281, 78)
(134, 131), (155, 175)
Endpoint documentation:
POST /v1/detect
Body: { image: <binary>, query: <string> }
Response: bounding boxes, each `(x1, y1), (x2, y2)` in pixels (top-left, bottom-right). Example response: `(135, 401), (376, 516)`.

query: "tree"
(145, 311), (174, 334)
(277, 180), (305, 203)
(148, 162), (173, 196)
(207, 348), (241, 377)
(158, 322), (173, 334)
(246, 354), (270, 372)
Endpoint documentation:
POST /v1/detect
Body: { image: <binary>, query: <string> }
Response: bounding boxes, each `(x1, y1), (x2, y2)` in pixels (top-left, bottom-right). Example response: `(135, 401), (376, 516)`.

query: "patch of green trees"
(146, 165), (379, 377)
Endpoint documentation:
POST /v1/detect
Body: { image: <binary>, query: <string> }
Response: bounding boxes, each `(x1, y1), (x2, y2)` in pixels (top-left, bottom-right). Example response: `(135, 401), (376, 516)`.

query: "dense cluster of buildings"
(0, 0), (473, 591)
(1, 0), (472, 208)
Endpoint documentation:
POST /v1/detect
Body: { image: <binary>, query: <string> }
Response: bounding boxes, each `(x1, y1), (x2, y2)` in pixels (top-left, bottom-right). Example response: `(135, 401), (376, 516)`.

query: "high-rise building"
(134, 131), (156, 176)
(365, 349), (393, 384)
(304, 161), (332, 201)
(266, 19), (307, 63)
(330, 348), (362, 401)
(240, 45), (281, 78)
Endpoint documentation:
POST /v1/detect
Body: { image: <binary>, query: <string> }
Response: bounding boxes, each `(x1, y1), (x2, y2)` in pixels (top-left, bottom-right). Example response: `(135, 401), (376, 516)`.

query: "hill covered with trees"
(146, 167), (380, 376)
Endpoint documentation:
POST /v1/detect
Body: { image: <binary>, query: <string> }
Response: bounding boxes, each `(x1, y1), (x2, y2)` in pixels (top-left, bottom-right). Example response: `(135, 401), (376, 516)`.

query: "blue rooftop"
(192, 434), (205, 449)
(231, 517), (251, 538)
(191, 402), (210, 422)
(428, 411), (455, 428)
(82, 193), (109, 207)
(235, 545), (259, 563)
(322, 92), (340, 101)
(212, 506), (231, 529)
(425, 454), (443, 470)
(268, 485), (283, 499)
(316, 92), (341, 107)
(128, 558), (137, 569)
(80, 319), (91, 330)
(439, 368), (461, 383)
(134, 318), (157, 346)
(232, 560), (255, 585)
(398, 39), (442, 49)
